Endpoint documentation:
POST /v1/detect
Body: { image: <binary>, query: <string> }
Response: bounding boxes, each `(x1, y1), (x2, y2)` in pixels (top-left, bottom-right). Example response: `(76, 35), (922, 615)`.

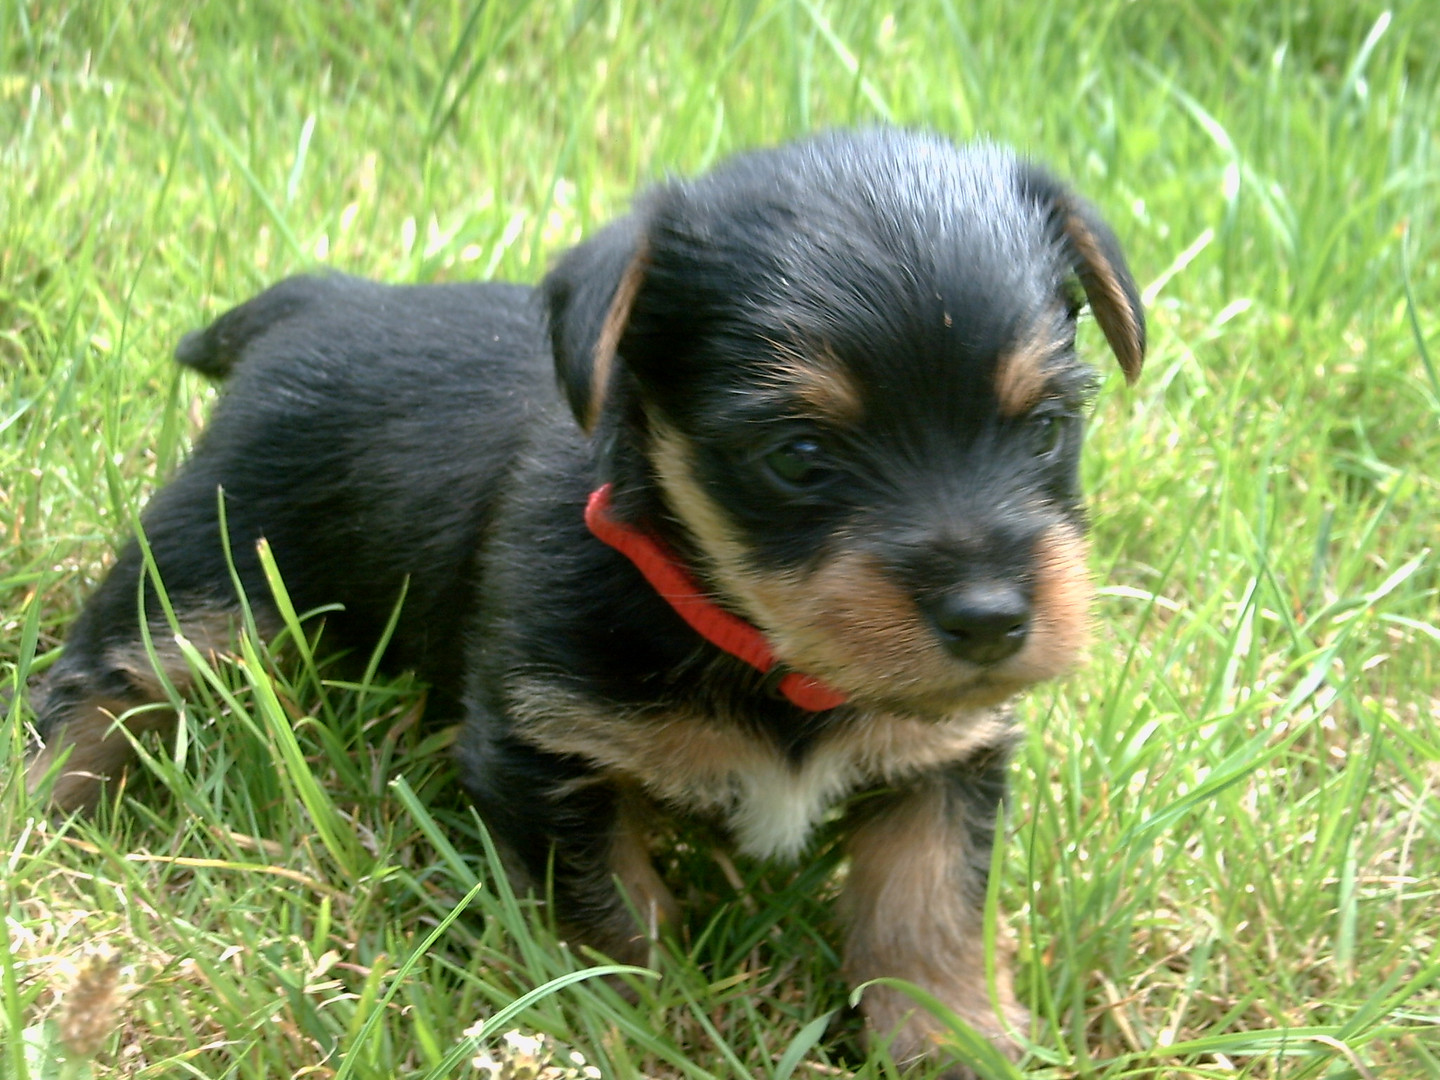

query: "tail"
(174, 275), (332, 379)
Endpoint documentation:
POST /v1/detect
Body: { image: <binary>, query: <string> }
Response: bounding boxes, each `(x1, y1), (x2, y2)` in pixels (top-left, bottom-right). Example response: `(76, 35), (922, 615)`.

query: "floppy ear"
(1060, 195), (1146, 383)
(1023, 168), (1146, 383)
(542, 216), (649, 432)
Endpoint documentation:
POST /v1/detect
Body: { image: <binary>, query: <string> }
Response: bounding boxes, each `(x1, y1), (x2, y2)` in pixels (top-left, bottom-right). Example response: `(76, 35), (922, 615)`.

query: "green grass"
(3, 0), (1438, 1076)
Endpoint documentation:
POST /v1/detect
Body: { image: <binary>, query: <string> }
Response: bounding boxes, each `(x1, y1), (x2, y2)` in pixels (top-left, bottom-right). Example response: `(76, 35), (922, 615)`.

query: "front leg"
(457, 730), (678, 966)
(842, 747), (1026, 1077)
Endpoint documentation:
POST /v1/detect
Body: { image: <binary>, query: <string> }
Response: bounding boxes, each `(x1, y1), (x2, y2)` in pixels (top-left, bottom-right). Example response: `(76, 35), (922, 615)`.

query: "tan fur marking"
(29, 606), (260, 812)
(840, 709), (1014, 780)
(586, 247), (648, 431)
(649, 420), (754, 583)
(593, 788), (681, 963)
(763, 340), (864, 425)
(743, 550), (966, 708)
(104, 635), (202, 703)
(993, 323), (1067, 418)
(1061, 207), (1144, 382)
(512, 688), (777, 814)
(1005, 523), (1092, 685)
(843, 779), (1025, 1067)
(26, 698), (175, 812)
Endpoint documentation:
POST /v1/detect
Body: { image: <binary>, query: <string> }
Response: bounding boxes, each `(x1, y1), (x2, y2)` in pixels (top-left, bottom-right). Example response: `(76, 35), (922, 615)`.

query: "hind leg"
(29, 645), (179, 814)
(26, 540), (268, 812)
(27, 466), (281, 812)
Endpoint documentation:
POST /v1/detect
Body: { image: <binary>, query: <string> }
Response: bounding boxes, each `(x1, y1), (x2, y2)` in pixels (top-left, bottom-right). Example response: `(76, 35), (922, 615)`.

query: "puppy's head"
(546, 130), (1145, 715)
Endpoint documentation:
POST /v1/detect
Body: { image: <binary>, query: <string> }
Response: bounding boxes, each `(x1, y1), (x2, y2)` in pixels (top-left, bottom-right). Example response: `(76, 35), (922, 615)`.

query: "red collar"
(584, 484), (847, 712)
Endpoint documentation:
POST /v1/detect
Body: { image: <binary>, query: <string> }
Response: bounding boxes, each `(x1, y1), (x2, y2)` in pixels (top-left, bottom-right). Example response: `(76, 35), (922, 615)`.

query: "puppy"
(27, 129), (1144, 1075)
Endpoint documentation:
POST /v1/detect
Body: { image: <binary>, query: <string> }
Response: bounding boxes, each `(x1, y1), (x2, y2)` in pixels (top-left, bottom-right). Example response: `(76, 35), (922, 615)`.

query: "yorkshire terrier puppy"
(29, 129), (1144, 1075)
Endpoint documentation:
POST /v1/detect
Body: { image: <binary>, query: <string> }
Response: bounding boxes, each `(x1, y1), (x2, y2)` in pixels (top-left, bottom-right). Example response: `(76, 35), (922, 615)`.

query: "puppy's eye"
(762, 436), (831, 490)
(1030, 412), (1073, 460)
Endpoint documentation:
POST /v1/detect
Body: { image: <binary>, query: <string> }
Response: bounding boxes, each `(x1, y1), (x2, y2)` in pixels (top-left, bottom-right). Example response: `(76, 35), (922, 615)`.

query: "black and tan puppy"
(27, 129), (1144, 1074)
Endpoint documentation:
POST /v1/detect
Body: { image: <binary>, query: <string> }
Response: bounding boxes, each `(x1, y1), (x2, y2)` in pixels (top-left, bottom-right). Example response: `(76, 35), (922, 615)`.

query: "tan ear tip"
(1121, 342), (1145, 385)
(581, 375), (606, 435)
(1091, 301), (1145, 387)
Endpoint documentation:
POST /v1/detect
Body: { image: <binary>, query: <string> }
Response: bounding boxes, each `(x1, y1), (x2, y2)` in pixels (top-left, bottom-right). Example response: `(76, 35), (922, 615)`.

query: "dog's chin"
(817, 651), (1079, 719)
(846, 678), (1029, 719)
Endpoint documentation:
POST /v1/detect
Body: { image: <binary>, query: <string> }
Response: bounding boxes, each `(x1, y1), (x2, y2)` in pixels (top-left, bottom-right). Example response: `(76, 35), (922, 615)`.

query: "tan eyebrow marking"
(762, 339), (864, 425)
(993, 321), (1071, 418)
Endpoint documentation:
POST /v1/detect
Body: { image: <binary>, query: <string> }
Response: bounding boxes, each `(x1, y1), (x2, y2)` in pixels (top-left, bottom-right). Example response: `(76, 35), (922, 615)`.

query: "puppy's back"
(173, 273), (537, 381)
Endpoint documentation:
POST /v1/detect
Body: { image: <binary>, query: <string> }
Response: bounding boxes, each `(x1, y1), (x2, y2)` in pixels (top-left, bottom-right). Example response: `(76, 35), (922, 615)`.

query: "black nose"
(922, 584), (1031, 666)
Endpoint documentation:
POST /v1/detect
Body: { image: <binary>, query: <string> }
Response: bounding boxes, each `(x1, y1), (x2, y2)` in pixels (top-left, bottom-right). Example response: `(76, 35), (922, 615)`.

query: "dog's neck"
(584, 484), (847, 712)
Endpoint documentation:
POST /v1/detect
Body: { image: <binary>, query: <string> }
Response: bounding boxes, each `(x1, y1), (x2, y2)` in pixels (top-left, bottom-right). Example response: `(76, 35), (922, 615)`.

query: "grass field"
(3, 0), (1438, 1076)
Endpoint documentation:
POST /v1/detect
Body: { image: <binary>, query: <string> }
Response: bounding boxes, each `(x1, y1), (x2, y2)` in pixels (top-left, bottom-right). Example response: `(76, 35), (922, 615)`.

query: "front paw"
(860, 980), (1027, 1078)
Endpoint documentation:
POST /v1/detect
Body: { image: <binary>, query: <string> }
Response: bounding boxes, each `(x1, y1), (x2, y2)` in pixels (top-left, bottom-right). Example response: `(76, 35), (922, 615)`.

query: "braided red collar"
(584, 484), (847, 712)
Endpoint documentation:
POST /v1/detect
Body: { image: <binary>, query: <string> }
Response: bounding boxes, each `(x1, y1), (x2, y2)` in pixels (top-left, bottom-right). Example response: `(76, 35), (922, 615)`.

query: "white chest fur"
(720, 743), (866, 860)
(510, 681), (1014, 862)
(657, 709), (1015, 861)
